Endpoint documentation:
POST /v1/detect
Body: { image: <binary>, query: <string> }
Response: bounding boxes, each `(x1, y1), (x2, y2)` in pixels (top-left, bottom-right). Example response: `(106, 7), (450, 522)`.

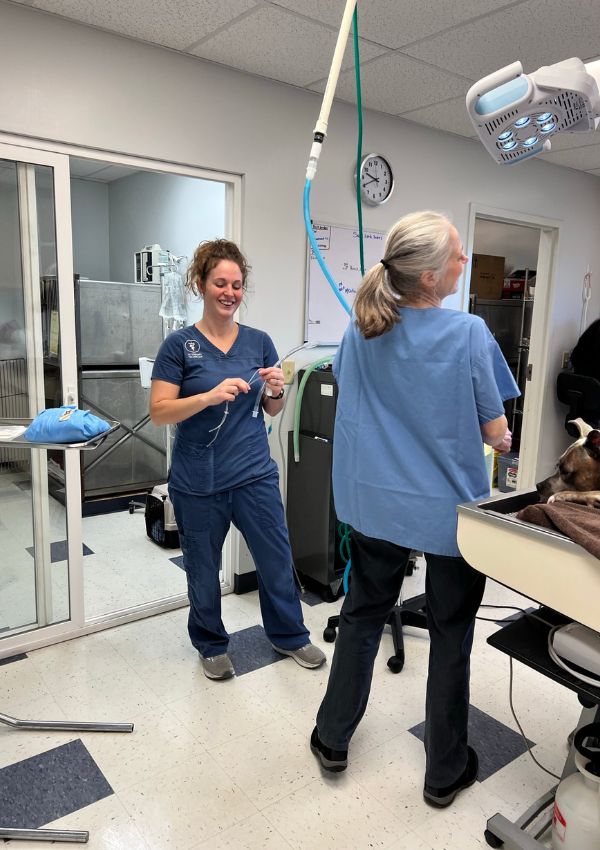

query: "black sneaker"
(423, 746), (479, 808)
(310, 726), (348, 772)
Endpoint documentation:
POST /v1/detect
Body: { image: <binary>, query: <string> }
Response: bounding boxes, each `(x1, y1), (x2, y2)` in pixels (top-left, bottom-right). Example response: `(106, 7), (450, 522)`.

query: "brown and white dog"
(536, 418), (600, 506)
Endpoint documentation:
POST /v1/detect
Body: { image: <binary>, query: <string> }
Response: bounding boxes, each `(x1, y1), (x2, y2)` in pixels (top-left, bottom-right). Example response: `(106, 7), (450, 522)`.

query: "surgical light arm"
(467, 58), (600, 164)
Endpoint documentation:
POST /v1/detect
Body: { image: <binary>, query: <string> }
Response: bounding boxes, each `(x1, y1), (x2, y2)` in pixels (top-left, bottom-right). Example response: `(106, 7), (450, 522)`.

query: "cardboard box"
(470, 254), (505, 300)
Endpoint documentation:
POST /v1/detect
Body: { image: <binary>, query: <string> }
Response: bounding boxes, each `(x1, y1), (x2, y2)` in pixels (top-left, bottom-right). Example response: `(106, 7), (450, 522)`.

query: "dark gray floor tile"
(409, 704), (535, 781)
(26, 541), (93, 562)
(0, 739), (113, 829)
(0, 652), (27, 665)
(228, 625), (284, 676)
(169, 555), (185, 571)
(300, 590), (325, 607)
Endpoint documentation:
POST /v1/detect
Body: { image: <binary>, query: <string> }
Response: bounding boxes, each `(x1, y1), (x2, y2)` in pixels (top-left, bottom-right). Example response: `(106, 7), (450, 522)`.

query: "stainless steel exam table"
(0, 418), (133, 844)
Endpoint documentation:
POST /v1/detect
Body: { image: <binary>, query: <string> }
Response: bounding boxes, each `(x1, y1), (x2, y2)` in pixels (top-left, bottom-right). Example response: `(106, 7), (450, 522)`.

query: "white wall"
(70, 178), (110, 280)
(1, 0), (600, 483)
(107, 170), (225, 284)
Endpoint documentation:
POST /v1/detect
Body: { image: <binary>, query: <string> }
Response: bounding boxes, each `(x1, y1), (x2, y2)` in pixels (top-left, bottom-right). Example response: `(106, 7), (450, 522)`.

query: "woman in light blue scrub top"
(311, 212), (519, 807)
(150, 239), (325, 681)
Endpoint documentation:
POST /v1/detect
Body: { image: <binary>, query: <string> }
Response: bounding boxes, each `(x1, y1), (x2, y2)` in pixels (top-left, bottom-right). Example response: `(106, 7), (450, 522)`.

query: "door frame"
(0, 141), (84, 657)
(0, 134), (243, 658)
(461, 202), (561, 491)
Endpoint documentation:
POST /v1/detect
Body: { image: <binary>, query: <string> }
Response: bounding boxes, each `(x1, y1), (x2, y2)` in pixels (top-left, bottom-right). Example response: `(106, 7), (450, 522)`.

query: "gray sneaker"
(272, 642), (326, 669)
(200, 652), (235, 680)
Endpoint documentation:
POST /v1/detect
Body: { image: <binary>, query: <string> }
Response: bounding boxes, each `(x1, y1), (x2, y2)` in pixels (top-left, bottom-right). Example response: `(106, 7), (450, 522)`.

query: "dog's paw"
(548, 491), (577, 504)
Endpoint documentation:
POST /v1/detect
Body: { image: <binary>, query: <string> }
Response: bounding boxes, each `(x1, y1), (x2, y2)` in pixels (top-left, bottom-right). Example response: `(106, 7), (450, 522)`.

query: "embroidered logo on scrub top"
(185, 339), (203, 358)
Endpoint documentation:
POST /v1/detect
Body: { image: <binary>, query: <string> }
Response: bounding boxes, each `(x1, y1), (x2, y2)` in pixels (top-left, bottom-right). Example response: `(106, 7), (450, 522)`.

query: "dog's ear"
(568, 418), (594, 438)
(585, 429), (600, 460)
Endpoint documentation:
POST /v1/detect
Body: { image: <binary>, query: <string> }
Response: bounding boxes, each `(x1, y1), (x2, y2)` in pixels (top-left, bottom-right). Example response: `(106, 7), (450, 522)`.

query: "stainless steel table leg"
(0, 709), (133, 843)
(0, 711), (134, 732)
(0, 827), (89, 843)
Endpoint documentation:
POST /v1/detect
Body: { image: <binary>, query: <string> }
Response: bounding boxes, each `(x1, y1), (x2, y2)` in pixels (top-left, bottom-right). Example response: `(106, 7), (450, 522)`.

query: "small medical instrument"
(467, 58), (600, 164)
(250, 341), (318, 419)
(134, 243), (171, 283)
(580, 268), (592, 337)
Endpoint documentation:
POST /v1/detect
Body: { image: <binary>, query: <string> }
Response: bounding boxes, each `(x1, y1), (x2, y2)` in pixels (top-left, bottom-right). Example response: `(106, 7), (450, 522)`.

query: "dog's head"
(536, 418), (600, 502)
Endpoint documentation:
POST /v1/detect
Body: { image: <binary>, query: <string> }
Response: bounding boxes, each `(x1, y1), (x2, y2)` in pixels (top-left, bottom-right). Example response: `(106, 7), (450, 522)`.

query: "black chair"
(322, 551), (428, 673)
(556, 369), (600, 436)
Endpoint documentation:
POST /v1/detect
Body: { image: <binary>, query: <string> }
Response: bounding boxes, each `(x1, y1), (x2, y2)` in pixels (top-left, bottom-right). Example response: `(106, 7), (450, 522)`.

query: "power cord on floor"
(475, 605), (562, 779)
(475, 604), (533, 623)
(508, 657), (561, 781)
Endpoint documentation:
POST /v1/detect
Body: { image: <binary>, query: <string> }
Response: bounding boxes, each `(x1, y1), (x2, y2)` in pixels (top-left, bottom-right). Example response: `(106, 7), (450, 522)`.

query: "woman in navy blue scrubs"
(150, 239), (325, 680)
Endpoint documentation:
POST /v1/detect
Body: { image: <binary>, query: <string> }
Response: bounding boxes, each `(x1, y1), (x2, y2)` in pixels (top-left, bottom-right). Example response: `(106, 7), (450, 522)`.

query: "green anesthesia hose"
(292, 356), (333, 463)
(353, 6), (365, 277)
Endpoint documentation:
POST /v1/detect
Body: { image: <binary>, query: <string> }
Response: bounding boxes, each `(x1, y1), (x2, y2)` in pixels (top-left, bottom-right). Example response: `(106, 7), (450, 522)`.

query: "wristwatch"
(271, 387), (285, 400)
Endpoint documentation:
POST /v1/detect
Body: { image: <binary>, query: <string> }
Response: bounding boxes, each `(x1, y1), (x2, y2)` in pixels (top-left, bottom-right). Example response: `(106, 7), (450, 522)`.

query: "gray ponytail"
(354, 211), (453, 339)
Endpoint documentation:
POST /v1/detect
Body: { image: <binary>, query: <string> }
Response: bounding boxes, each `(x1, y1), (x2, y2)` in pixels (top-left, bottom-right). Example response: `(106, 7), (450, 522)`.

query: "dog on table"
(536, 418), (600, 507)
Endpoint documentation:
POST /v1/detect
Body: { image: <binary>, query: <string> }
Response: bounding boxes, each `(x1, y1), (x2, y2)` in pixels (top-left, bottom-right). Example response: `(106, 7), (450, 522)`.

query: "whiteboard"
(305, 221), (386, 344)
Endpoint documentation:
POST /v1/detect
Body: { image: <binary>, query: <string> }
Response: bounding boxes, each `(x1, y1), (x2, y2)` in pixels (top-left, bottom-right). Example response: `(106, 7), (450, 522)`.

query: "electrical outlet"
(562, 350), (571, 369)
(282, 359), (295, 384)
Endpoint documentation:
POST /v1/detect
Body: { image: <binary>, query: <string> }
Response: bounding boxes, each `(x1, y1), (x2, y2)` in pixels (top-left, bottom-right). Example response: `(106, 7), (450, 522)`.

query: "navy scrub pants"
(316, 527), (486, 788)
(169, 472), (309, 658)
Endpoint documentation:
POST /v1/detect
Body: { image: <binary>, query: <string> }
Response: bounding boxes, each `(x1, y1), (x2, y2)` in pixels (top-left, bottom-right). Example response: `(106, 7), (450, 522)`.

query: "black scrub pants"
(316, 527), (486, 788)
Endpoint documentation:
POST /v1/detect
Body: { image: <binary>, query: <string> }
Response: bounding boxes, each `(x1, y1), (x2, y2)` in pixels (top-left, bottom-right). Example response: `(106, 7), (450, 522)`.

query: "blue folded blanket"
(23, 406), (111, 444)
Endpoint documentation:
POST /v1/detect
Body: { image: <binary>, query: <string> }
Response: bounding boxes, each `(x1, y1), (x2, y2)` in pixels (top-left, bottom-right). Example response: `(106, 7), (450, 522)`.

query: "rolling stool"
(322, 551), (427, 673)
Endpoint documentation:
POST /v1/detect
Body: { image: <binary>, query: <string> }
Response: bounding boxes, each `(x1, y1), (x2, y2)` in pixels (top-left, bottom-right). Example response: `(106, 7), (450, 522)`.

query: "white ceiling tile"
(70, 159), (140, 181)
(69, 159), (110, 178)
(270, 0), (520, 50)
(540, 144), (600, 171)
(540, 130), (600, 154)
(403, 0), (600, 82)
(399, 96), (476, 138)
(310, 53), (469, 116)
(26, 0), (258, 50)
(191, 6), (387, 87)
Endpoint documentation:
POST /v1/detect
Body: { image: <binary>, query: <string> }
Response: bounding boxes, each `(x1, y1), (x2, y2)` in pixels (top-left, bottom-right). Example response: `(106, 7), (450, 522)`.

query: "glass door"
(0, 143), (82, 654)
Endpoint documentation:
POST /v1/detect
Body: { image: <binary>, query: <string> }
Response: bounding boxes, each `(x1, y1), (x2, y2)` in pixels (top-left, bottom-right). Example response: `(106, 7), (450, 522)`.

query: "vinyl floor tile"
(168, 676), (279, 749)
(192, 811), (293, 850)
(410, 704), (535, 781)
(209, 717), (320, 809)
(119, 751), (256, 850)
(262, 773), (407, 850)
(0, 739), (112, 829)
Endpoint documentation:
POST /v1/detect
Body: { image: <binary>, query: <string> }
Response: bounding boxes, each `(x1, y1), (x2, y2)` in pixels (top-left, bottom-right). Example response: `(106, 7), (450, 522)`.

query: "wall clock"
(356, 153), (394, 205)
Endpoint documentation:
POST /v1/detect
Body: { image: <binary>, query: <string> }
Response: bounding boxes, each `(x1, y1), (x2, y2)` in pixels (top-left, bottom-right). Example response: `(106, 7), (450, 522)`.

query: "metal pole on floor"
(0, 827), (89, 843)
(0, 711), (134, 733)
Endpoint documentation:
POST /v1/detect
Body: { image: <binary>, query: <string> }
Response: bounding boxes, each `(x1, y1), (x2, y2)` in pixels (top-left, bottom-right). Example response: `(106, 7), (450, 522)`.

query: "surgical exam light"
(466, 58), (600, 164)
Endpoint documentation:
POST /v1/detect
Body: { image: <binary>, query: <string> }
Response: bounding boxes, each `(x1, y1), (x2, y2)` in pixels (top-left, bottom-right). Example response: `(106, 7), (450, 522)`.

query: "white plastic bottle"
(552, 727), (600, 849)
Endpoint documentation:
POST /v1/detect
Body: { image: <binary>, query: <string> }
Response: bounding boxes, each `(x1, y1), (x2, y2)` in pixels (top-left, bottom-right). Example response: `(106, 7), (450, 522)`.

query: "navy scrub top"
(332, 307), (520, 557)
(151, 324), (279, 496)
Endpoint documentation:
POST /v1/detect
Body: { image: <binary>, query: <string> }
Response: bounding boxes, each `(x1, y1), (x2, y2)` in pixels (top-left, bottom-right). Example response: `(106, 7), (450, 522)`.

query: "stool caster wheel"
(323, 627), (337, 643)
(484, 829), (503, 848)
(129, 505), (135, 514)
(387, 656), (404, 673)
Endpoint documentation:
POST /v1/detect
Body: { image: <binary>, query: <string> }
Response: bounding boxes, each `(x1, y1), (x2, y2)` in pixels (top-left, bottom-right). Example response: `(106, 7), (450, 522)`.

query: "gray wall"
(71, 178), (110, 281)
(108, 169), (225, 288)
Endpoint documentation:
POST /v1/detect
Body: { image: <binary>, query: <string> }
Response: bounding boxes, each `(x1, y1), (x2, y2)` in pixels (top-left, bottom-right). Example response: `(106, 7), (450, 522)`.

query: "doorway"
(463, 204), (560, 491)
(0, 136), (242, 657)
